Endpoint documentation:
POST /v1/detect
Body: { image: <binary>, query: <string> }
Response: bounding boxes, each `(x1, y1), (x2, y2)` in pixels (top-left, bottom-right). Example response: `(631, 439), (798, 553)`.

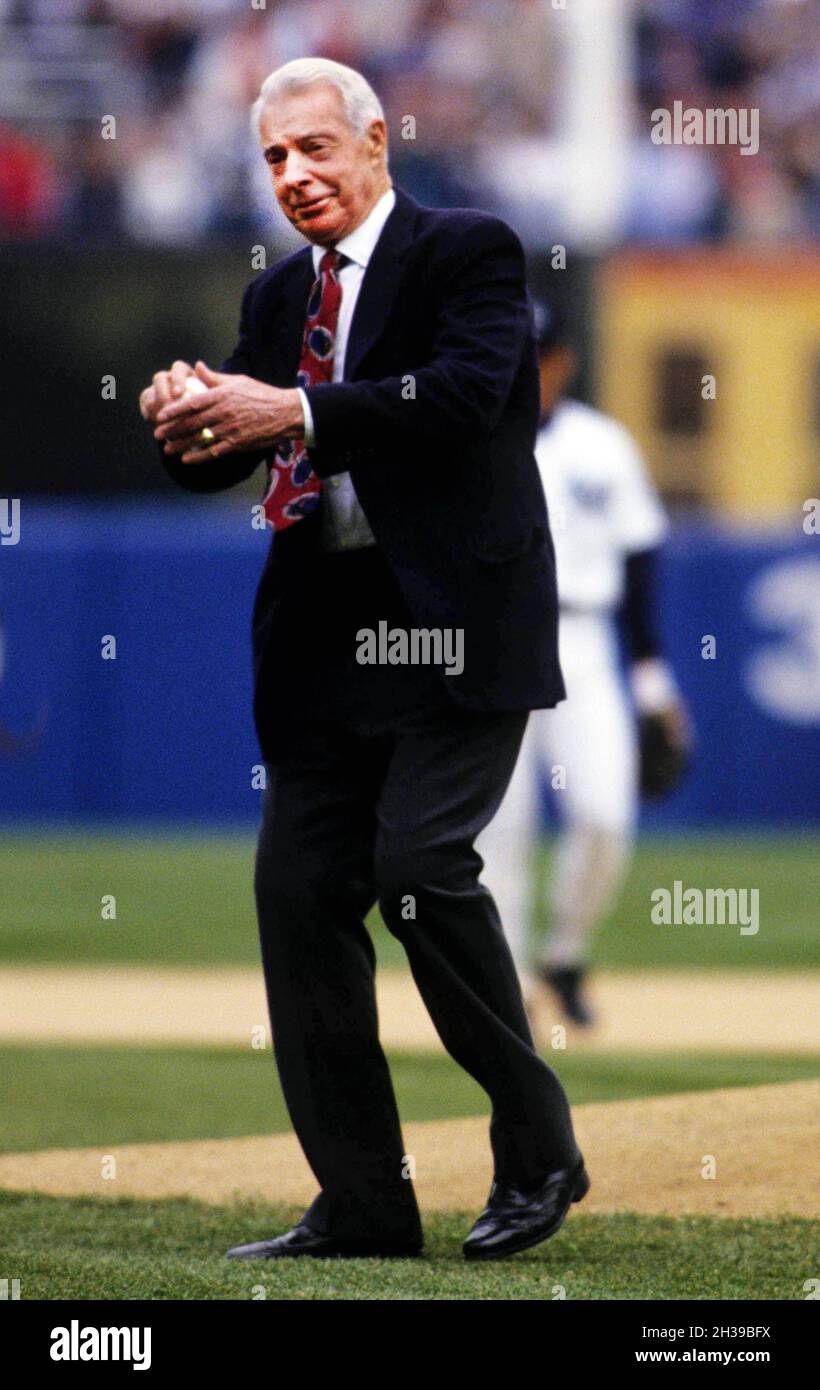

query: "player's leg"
(474, 712), (543, 978)
(538, 616), (638, 1022)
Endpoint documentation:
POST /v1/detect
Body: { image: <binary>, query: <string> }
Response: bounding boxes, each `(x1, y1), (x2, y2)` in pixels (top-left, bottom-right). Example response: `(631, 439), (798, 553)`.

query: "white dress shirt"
(296, 187), (397, 552)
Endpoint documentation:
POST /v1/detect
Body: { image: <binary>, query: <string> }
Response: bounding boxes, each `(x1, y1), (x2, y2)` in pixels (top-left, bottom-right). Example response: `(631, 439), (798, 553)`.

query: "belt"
(559, 602), (607, 618)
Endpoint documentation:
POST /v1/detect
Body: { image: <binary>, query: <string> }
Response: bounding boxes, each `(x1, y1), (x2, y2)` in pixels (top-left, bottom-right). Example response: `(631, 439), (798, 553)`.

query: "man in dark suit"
(140, 57), (588, 1261)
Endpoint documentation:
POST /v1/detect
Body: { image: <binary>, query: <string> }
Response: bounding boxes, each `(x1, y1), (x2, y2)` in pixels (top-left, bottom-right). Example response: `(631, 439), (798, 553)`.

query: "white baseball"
(183, 375), (215, 442)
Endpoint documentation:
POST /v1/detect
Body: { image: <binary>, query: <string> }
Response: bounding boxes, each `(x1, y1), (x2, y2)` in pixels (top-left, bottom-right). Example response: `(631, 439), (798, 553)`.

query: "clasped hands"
(139, 360), (305, 464)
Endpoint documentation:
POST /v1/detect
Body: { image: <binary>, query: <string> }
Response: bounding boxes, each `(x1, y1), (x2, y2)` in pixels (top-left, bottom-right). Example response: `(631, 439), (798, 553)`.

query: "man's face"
(259, 83), (389, 245)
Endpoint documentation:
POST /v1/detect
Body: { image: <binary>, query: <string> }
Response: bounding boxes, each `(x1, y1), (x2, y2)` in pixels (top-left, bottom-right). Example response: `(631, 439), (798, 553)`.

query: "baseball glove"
(638, 710), (691, 798)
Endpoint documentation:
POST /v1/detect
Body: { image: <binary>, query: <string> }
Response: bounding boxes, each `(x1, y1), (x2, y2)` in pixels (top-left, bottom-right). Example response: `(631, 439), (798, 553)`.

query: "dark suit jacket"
(163, 188), (565, 756)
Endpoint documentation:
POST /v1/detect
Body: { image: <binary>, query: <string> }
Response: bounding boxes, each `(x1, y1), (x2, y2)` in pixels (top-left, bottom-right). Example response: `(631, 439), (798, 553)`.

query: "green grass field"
(2, 1044), (818, 1153)
(1, 830), (817, 968)
(2, 831), (817, 1300)
(3, 1193), (816, 1300)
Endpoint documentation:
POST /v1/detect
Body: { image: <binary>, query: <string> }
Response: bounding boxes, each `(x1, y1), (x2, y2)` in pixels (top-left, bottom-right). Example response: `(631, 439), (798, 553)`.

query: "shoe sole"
(463, 1166), (591, 1262)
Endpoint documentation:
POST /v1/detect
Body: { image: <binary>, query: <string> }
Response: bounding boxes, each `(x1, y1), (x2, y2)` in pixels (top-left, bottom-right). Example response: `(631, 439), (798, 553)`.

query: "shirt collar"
(311, 187), (397, 274)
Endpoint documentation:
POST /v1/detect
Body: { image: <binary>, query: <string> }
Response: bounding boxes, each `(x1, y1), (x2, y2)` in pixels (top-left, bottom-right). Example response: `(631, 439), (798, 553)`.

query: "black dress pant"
(254, 548), (580, 1242)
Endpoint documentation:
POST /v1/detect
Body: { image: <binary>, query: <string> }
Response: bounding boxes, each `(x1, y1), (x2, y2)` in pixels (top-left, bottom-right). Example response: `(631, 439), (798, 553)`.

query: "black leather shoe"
(540, 964), (596, 1027)
(226, 1223), (422, 1261)
(463, 1157), (590, 1261)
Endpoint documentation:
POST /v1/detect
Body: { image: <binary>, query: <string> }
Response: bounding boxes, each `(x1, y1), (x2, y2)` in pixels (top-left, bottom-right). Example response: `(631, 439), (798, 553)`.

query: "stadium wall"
(1, 505), (818, 829)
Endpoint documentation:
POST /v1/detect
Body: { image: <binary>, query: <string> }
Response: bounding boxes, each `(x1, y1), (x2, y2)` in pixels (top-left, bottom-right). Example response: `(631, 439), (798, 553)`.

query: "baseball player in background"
(478, 300), (691, 1027)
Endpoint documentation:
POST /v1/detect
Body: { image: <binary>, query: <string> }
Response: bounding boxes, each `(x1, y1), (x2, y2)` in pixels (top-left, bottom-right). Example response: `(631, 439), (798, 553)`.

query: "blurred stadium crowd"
(0, 0), (817, 248)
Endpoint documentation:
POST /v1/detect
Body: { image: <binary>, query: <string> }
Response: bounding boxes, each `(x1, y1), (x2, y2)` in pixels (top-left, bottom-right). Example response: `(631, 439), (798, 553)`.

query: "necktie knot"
(320, 249), (341, 277)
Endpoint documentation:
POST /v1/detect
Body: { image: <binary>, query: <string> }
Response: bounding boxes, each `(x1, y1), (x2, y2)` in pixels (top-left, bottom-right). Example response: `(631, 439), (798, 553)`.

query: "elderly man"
(139, 58), (588, 1262)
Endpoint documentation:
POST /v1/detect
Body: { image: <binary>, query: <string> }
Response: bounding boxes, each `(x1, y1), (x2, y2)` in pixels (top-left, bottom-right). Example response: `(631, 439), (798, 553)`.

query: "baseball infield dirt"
(0, 1081), (816, 1218)
(2, 965), (818, 1052)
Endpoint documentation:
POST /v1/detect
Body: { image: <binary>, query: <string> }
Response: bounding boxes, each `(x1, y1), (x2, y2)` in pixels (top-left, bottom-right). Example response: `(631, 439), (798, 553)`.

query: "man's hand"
(653, 699), (692, 753)
(139, 360), (197, 425)
(152, 361), (305, 464)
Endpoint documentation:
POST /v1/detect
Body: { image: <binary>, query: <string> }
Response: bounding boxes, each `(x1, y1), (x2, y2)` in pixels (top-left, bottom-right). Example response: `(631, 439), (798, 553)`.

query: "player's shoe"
(539, 964), (596, 1028)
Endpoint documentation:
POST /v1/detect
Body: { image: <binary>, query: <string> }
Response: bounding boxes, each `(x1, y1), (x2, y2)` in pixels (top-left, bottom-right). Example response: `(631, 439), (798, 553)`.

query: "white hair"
(251, 58), (386, 141)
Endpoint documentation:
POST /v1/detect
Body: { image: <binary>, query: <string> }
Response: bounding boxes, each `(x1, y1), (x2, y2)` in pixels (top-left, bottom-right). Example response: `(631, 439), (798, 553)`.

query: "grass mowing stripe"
(2, 1044), (817, 1153)
(1, 831), (817, 969)
(1, 1192), (816, 1299)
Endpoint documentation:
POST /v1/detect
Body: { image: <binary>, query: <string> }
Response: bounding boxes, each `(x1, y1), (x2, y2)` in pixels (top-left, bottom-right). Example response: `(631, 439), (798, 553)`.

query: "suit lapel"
(265, 249), (314, 385)
(343, 188), (420, 381)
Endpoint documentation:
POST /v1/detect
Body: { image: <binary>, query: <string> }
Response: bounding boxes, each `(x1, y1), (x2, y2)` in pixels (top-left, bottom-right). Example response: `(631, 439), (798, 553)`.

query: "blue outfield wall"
(0, 503), (818, 828)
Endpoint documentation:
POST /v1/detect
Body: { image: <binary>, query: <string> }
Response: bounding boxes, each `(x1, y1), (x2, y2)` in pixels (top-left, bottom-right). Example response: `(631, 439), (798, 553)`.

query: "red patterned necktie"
(263, 248), (344, 532)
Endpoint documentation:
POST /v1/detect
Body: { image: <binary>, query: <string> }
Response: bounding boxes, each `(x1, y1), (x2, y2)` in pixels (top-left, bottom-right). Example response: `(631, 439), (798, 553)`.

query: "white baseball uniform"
(478, 398), (669, 973)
